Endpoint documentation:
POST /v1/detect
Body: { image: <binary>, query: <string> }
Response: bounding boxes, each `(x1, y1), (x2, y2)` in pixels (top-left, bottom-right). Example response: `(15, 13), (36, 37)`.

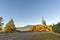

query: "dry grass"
(31, 32), (60, 40)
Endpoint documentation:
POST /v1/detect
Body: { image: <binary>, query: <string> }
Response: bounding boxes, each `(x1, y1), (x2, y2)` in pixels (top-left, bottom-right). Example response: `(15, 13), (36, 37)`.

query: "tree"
(0, 17), (3, 30)
(32, 26), (36, 31)
(3, 19), (16, 33)
(52, 22), (60, 33)
(42, 17), (47, 26)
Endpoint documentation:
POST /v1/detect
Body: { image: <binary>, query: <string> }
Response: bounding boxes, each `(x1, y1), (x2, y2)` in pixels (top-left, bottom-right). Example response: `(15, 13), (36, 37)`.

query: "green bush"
(52, 23), (60, 33)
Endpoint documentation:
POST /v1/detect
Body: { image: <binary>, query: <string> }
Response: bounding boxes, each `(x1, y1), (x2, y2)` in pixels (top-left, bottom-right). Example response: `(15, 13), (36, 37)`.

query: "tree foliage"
(42, 17), (47, 26)
(3, 19), (16, 33)
(0, 17), (3, 30)
(32, 26), (36, 31)
(52, 22), (60, 33)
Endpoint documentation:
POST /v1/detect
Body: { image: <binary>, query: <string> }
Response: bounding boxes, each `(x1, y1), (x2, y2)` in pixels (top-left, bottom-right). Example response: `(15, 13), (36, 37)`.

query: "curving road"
(0, 32), (40, 40)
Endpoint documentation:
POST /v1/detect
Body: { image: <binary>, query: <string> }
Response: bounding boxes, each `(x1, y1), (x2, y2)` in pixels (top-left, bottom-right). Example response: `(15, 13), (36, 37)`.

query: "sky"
(0, 0), (60, 27)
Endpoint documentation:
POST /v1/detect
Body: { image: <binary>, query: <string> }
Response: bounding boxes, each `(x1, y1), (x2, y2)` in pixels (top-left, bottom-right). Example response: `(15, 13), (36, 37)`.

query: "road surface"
(0, 32), (40, 40)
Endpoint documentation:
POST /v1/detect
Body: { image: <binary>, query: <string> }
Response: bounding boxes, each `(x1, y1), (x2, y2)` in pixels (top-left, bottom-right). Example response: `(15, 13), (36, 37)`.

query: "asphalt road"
(0, 32), (40, 40)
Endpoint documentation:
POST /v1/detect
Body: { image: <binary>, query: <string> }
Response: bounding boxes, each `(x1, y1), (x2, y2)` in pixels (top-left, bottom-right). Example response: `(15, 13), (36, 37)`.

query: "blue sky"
(0, 0), (60, 27)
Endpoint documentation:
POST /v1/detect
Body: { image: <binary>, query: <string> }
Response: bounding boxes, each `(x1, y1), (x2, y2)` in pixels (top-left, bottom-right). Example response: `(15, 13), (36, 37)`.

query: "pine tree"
(3, 19), (16, 32)
(42, 17), (47, 26)
(0, 17), (3, 30)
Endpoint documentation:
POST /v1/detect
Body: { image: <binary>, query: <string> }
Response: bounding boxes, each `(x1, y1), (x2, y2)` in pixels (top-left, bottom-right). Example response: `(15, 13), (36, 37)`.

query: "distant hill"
(16, 25), (34, 31)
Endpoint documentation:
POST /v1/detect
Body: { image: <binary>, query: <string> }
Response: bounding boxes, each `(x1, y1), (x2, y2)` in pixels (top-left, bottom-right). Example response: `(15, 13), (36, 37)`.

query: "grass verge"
(31, 32), (60, 40)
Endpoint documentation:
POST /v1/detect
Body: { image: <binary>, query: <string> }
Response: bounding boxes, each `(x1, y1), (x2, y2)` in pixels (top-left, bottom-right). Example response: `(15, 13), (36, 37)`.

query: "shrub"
(52, 23), (60, 33)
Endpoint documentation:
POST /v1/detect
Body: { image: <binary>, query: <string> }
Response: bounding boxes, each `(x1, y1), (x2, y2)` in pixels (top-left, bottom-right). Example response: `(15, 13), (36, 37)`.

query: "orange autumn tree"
(28, 17), (52, 32)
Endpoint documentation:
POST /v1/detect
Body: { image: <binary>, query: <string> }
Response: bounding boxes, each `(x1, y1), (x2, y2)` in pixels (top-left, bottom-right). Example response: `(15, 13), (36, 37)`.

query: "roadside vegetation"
(0, 17), (60, 34)
(3, 19), (16, 33)
(0, 17), (19, 33)
(53, 23), (60, 33)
